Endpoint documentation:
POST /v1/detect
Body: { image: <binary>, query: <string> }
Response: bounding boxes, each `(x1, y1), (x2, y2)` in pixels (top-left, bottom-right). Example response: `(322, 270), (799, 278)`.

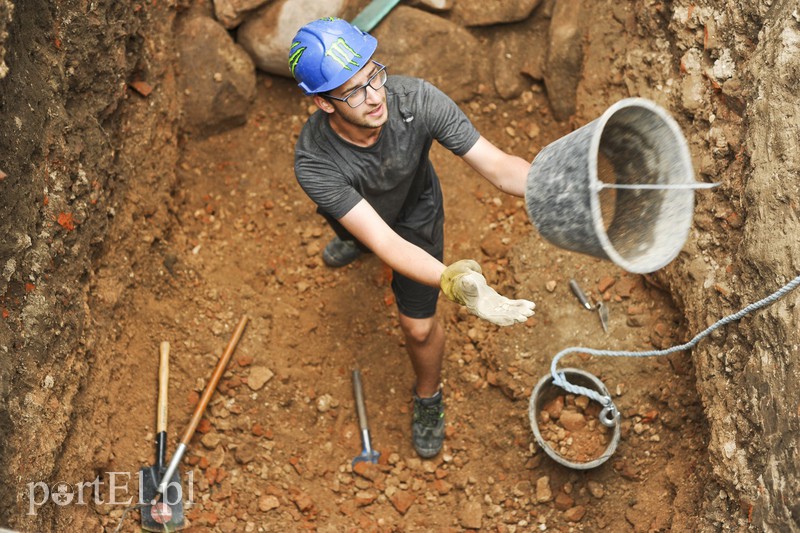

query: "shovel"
(140, 341), (185, 531)
(351, 369), (380, 466)
(155, 316), (249, 499)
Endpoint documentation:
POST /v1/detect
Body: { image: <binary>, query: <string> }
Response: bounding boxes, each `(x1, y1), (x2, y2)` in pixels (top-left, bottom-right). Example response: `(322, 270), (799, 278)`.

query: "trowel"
(569, 279), (609, 333)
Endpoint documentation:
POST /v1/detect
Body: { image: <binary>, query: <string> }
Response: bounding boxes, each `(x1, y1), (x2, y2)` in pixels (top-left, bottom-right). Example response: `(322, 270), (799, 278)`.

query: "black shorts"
(322, 209), (443, 319)
(390, 242), (442, 319)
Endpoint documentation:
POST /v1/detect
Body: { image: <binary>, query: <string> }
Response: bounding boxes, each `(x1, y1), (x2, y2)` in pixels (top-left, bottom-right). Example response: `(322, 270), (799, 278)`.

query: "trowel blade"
(597, 302), (609, 333)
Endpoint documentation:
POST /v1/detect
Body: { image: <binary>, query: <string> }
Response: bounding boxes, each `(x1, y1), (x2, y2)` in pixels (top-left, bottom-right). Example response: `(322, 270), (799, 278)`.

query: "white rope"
(550, 273), (800, 426)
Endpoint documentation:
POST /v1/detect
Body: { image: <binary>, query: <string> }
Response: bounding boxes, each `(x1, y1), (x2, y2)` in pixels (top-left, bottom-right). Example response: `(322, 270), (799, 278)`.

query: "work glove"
(440, 259), (535, 327)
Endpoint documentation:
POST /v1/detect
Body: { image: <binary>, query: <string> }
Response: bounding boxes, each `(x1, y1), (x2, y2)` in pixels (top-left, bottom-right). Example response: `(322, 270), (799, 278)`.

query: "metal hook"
(599, 398), (620, 428)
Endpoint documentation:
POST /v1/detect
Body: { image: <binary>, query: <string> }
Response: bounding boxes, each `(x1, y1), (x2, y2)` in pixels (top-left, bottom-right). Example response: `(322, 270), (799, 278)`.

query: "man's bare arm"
(461, 136), (530, 197)
(338, 199), (446, 287)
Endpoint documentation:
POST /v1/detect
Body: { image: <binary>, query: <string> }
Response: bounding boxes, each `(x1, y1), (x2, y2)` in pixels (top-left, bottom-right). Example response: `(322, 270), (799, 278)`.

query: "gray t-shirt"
(294, 76), (480, 250)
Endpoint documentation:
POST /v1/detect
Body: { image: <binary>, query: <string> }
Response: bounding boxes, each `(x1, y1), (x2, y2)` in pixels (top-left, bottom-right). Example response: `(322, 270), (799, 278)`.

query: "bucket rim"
(587, 97), (696, 273)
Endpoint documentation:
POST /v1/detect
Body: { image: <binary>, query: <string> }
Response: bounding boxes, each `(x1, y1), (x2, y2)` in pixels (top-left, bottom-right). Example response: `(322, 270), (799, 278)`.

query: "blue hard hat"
(288, 18), (378, 95)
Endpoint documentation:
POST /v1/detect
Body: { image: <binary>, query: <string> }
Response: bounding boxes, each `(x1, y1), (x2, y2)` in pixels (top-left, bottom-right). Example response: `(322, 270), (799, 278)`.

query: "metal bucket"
(525, 98), (711, 274)
(529, 368), (620, 470)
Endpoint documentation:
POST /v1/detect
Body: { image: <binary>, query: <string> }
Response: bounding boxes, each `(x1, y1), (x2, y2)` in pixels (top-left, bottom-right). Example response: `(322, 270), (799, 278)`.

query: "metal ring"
(599, 402), (619, 428)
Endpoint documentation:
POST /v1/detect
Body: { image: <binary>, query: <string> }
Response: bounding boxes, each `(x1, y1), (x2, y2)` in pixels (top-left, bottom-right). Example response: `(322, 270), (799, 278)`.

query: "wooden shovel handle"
(157, 341), (170, 433)
(179, 315), (249, 446)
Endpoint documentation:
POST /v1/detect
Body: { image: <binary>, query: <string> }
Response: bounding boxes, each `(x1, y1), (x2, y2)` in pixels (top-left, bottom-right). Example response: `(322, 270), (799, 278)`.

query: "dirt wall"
(0, 0), (180, 528)
(659, 1), (800, 530)
(0, 0), (798, 531)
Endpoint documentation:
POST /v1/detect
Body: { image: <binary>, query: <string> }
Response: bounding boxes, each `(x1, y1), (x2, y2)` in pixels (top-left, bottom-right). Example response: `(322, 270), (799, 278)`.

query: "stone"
(480, 232), (506, 258)
(597, 276), (616, 293)
(316, 393), (333, 412)
(493, 39), (527, 100)
(554, 491), (574, 510)
(432, 478), (452, 495)
(543, 395), (564, 419)
(458, 500), (483, 529)
(290, 490), (314, 512)
(373, 6), (487, 103)
(258, 494), (280, 512)
(681, 72), (706, 113)
(354, 490), (377, 506)
(234, 443), (259, 464)
(587, 480), (605, 498)
(201, 432), (222, 449)
(545, 280), (557, 292)
(574, 395), (590, 410)
(247, 366), (274, 390)
(353, 461), (381, 481)
(176, 15), (256, 137)
(389, 490), (415, 515)
(564, 505), (587, 522)
(544, 0), (583, 120)
(453, 0), (542, 27)
(213, 0), (270, 29)
(559, 410), (587, 431)
(493, 19), (549, 98)
(535, 476), (552, 503)
(237, 0), (347, 76)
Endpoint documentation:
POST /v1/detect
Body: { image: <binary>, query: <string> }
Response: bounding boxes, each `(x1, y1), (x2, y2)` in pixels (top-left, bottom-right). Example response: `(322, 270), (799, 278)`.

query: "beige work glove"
(440, 259), (535, 326)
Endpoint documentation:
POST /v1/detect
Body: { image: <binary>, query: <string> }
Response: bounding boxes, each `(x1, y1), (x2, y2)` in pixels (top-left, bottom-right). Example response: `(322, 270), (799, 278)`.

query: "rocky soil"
(1, 0), (798, 532)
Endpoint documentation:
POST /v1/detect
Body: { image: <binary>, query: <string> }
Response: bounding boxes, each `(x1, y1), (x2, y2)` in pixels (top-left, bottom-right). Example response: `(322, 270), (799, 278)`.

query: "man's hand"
(440, 259), (535, 326)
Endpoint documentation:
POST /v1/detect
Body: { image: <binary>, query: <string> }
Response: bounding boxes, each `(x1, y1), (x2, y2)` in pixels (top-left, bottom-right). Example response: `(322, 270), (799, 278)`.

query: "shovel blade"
(140, 465), (185, 531)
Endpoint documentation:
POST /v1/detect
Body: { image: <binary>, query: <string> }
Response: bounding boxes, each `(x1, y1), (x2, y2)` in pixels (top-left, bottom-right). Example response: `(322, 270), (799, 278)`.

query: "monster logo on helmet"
(288, 17), (378, 95)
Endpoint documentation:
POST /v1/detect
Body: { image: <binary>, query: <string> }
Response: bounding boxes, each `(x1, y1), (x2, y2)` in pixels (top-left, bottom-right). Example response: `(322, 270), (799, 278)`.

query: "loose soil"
(0, 1), (743, 531)
(56, 71), (711, 532)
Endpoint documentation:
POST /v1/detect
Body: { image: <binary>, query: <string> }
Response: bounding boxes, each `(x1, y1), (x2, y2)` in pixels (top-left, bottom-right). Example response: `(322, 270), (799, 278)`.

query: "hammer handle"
(569, 279), (594, 310)
(352, 370), (369, 433)
(156, 341), (170, 434)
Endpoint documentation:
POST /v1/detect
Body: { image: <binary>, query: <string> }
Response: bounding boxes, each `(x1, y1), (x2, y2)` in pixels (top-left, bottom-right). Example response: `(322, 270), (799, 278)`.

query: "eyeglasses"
(325, 62), (388, 108)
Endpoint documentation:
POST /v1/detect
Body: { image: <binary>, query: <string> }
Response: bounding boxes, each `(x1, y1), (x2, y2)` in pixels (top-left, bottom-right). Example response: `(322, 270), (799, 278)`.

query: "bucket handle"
(594, 182), (720, 191)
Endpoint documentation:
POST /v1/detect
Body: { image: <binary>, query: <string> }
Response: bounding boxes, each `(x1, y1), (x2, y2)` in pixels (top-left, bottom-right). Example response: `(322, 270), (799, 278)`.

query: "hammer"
(351, 369), (380, 466)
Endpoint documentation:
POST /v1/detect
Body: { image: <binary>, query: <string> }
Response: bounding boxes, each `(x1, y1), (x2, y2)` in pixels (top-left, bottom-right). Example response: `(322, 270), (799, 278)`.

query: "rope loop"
(549, 273), (800, 420)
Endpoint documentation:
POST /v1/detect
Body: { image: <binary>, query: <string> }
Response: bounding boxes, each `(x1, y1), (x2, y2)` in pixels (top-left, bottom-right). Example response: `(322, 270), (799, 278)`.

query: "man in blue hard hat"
(289, 17), (535, 458)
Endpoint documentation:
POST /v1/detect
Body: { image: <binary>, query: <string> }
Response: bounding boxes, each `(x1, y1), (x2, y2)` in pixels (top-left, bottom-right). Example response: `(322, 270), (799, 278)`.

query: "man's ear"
(313, 95), (335, 114)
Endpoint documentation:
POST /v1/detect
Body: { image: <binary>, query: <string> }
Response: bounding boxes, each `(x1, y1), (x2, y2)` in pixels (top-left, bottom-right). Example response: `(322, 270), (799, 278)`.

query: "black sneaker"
(412, 389), (445, 458)
(322, 237), (362, 268)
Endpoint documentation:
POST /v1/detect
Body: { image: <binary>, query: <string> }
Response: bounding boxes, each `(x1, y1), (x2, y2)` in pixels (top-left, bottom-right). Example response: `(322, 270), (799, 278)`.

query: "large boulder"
(373, 6), (487, 103)
(543, 0), (583, 120)
(452, 0), (542, 27)
(175, 15), (256, 137)
(212, 0), (272, 29)
(492, 17), (549, 100)
(237, 0), (348, 76)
